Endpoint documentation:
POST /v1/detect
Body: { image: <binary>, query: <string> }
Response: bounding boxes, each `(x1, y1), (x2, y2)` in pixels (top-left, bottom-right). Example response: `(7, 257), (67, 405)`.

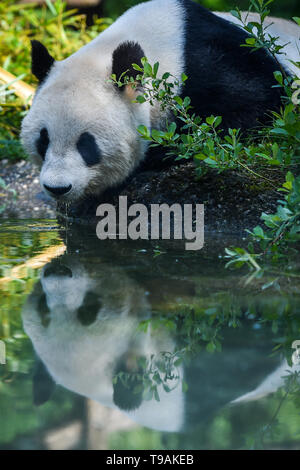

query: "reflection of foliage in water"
(0, 225), (79, 446)
(110, 372), (300, 451)
(113, 291), (300, 449)
(137, 290), (300, 363)
(247, 370), (300, 449)
(0, 224), (62, 375)
(113, 352), (184, 404)
(1, 224), (300, 448)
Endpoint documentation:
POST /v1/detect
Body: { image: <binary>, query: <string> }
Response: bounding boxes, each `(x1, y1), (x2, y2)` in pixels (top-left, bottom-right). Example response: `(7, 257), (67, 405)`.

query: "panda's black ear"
(31, 40), (55, 83)
(112, 41), (145, 86)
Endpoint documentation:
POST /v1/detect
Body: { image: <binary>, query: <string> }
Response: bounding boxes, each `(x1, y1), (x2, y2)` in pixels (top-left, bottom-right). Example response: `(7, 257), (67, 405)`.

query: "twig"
(0, 67), (35, 104)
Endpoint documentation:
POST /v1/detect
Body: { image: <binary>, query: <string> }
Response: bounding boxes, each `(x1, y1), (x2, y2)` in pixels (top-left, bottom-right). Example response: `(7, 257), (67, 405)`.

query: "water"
(0, 219), (300, 450)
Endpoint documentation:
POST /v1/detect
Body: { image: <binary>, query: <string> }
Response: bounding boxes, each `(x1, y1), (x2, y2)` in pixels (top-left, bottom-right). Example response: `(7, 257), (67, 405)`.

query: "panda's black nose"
(44, 184), (72, 196)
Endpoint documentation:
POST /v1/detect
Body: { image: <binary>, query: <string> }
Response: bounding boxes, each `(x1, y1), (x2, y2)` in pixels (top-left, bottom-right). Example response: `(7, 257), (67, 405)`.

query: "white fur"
(231, 359), (300, 404)
(21, 0), (185, 202)
(215, 12), (300, 77)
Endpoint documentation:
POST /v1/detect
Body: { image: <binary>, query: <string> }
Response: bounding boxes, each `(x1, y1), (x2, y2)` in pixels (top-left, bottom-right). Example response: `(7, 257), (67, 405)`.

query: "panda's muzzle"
(44, 184), (72, 197)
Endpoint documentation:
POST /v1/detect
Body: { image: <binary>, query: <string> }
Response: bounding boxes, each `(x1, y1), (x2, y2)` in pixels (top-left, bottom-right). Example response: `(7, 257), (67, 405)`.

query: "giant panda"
(21, 0), (299, 204)
(22, 251), (300, 434)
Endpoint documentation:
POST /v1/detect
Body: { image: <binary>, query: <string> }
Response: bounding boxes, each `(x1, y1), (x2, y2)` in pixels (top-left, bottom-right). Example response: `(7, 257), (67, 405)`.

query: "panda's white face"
(21, 50), (151, 203)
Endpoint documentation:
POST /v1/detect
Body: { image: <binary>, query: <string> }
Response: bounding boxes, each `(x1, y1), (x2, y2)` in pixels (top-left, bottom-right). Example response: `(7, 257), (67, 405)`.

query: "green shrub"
(112, 0), (300, 266)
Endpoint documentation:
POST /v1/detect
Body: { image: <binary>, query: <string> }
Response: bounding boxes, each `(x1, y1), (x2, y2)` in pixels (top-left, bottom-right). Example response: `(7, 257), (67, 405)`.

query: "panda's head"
(21, 41), (150, 202)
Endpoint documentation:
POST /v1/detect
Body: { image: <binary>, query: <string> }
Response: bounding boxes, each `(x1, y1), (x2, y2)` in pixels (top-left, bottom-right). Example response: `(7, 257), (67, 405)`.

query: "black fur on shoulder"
(31, 40), (55, 84)
(112, 41), (145, 85)
(179, 0), (286, 130)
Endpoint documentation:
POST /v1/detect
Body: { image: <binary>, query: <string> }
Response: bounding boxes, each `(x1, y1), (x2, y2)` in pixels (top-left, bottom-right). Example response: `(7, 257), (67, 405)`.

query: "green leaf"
(181, 73), (188, 82)
(174, 96), (183, 106)
(253, 226), (265, 238)
(153, 62), (159, 77)
(204, 157), (217, 166)
(154, 387), (160, 402)
(153, 372), (162, 384)
(205, 307), (218, 315)
(45, 0), (57, 15)
(0, 176), (7, 189)
(168, 122), (177, 136)
(143, 388), (153, 401)
(273, 71), (283, 85)
(230, 9), (241, 19)
(214, 116), (222, 127)
(270, 128), (289, 136)
(206, 115), (216, 125)
(137, 125), (151, 139)
(194, 153), (207, 161)
(183, 96), (191, 107)
(206, 342), (216, 353)
(132, 63), (143, 72)
(144, 62), (153, 76)
(135, 95), (146, 104)
(245, 37), (256, 45)
(151, 129), (166, 142)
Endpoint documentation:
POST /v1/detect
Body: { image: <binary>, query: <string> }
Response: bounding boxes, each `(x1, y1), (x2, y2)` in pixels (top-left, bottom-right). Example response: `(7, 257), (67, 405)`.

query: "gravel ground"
(0, 159), (56, 219)
(0, 158), (283, 234)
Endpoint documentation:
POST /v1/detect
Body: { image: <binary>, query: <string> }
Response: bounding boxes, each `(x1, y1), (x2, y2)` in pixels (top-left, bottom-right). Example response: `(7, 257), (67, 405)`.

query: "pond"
(0, 219), (300, 450)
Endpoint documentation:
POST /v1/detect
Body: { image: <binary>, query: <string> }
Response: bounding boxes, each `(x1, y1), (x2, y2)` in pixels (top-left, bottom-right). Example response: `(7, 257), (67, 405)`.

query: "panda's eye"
(36, 128), (49, 160)
(76, 132), (101, 167)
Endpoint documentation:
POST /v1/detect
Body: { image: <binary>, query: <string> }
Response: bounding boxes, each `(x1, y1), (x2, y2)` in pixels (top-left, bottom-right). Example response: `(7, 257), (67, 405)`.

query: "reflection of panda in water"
(23, 256), (186, 431)
(21, 0), (299, 204)
(22, 254), (300, 432)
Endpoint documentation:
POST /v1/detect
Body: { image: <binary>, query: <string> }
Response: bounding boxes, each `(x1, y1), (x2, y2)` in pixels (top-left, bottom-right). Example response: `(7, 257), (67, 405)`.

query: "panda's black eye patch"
(36, 128), (49, 160)
(77, 291), (102, 326)
(76, 132), (101, 167)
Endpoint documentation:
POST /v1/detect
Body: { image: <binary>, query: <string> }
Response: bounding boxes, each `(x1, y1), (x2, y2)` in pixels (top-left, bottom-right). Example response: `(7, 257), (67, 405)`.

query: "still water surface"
(0, 219), (300, 450)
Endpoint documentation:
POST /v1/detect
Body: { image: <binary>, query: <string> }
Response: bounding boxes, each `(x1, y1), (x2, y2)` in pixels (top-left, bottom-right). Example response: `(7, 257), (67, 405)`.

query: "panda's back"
(57, 0), (294, 131)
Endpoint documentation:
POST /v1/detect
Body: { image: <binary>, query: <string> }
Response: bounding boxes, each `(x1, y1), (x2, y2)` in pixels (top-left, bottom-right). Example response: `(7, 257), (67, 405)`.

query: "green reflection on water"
(0, 220), (300, 450)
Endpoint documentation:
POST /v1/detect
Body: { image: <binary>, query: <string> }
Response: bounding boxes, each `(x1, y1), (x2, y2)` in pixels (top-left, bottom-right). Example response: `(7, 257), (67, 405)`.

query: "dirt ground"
(0, 158), (283, 235)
